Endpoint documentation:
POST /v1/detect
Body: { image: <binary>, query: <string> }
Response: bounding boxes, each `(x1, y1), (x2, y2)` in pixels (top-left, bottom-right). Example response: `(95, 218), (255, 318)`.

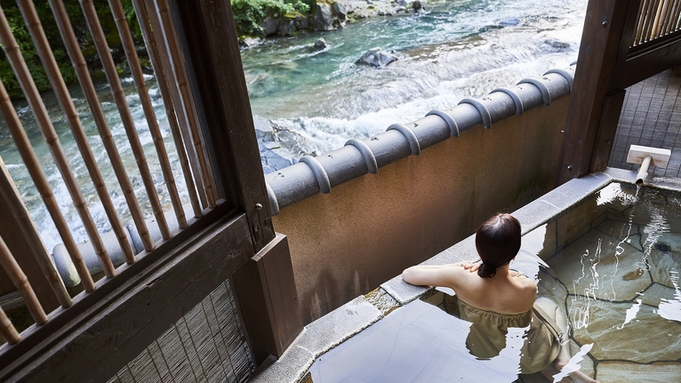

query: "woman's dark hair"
(475, 213), (521, 278)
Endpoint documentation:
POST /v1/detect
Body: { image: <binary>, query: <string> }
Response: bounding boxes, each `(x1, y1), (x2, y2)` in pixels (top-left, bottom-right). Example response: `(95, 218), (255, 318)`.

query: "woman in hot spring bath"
(402, 213), (599, 383)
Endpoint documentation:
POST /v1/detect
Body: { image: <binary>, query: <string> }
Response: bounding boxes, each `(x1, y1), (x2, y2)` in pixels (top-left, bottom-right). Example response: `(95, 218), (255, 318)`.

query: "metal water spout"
(626, 145), (672, 186)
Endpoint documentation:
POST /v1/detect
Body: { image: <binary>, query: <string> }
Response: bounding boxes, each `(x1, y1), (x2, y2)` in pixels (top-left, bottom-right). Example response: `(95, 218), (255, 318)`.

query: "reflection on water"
(540, 182), (681, 379)
(308, 182), (681, 382)
(659, 271), (681, 322)
(307, 295), (528, 383)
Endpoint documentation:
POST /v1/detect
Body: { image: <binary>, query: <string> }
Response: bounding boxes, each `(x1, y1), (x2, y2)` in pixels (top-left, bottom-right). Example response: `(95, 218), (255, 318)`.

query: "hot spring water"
(306, 182), (681, 382)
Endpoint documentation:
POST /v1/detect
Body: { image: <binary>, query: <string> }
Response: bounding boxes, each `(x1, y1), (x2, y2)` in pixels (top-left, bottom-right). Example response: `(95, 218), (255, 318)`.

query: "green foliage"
(0, 0), (307, 99)
(0, 0), (144, 100)
(287, 0), (312, 14)
(232, 0), (311, 37)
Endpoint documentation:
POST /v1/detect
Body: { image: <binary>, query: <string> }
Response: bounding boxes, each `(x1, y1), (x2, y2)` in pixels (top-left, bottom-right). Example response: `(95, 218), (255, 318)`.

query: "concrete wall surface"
(272, 97), (570, 324)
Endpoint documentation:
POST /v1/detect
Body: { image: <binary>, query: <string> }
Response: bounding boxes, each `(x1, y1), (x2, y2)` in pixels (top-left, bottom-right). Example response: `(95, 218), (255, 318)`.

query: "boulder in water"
(355, 47), (399, 68)
(314, 38), (329, 50)
(253, 115), (298, 173)
(240, 36), (264, 48)
(543, 38), (571, 50)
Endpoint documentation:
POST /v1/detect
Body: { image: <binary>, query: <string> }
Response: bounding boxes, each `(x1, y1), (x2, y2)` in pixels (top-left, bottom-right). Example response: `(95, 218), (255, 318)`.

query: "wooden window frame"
(0, 1), (301, 380)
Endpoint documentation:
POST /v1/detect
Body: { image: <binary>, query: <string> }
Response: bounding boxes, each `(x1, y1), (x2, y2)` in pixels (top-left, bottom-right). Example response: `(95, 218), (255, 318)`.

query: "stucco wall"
(272, 97), (570, 324)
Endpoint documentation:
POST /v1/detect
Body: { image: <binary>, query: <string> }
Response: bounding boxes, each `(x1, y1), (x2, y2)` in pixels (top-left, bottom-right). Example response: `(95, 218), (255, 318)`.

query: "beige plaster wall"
(272, 97), (570, 324)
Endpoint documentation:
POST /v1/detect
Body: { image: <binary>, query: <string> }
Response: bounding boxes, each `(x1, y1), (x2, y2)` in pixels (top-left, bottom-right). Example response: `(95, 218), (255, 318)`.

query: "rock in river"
(355, 47), (400, 68)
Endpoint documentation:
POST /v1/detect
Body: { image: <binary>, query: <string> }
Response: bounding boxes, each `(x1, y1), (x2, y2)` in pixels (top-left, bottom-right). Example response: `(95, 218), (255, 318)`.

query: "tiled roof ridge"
(265, 65), (576, 215)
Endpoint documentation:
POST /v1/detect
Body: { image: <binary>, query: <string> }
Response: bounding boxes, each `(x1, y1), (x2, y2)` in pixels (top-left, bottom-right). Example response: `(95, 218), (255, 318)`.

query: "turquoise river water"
(1, 0), (587, 251)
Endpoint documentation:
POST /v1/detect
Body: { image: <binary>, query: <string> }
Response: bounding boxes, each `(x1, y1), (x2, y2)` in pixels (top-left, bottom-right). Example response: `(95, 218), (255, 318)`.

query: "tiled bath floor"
(531, 187), (681, 383)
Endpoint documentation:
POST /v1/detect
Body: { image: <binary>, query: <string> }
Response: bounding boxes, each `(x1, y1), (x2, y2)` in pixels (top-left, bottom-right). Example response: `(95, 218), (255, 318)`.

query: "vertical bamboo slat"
(639, 0), (652, 44)
(661, 0), (673, 34)
(653, 0), (662, 34)
(643, 0), (654, 43)
(107, 0), (187, 229)
(147, 0), (210, 210)
(143, 0), (208, 214)
(666, 0), (678, 33)
(79, 0), (172, 240)
(0, 234), (48, 326)
(132, 0), (203, 219)
(17, 0), (137, 266)
(154, 0), (218, 208)
(0, 305), (20, 345)
(0, 10), (96, 292)
(0, 4), (116, 280)
(0, 156), (72, 309)
(48, 0), (155, 253)
(634, 0), (648, 45)
(670, 0), (681, 33)
(652, 0), (670, 38)
(0, 76), (95, 292)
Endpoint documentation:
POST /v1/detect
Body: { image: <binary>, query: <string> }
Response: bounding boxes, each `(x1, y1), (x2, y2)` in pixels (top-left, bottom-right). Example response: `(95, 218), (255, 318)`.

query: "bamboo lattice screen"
(107, 281), (255, 383)
(0, 0), (222, 348)
(633, 0), (681, 47)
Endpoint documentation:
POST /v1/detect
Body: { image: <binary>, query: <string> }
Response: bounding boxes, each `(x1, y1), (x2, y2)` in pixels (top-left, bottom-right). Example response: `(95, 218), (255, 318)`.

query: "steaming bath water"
(1, 0), (587, 250)
(306, 182), (681, 382)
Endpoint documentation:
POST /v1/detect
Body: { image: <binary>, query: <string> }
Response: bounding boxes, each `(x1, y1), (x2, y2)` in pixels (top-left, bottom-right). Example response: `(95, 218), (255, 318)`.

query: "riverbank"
(242, 0), (427, 47)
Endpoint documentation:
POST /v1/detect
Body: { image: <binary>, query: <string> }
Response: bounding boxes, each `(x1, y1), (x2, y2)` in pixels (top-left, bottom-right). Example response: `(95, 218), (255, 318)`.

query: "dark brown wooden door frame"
(558, 0), (681, 183)
(0, 0), (302, 380)
(168, 0), (303, 365)
(0, 206), (251, 382)
(558, 0), (637, 183)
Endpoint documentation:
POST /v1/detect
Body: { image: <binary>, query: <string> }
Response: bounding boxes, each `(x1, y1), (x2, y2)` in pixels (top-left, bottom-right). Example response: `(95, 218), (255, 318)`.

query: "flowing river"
(242, 0), (587, 164)
(1, 0), (587, 251)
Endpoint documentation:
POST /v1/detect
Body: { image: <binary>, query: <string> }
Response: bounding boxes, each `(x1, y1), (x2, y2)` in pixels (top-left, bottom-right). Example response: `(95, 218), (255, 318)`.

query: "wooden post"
(590, 90), (627, 172)
(167, 0), (303, 363)
(168, 0), (275, 251)
(558, 0), (639, 183)
(233, 234), (303, 363)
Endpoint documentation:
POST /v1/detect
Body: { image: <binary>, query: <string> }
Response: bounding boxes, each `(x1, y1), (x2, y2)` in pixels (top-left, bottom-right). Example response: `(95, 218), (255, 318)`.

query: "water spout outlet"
(635, 155), (652, 186)
(626, 145), (671, 186)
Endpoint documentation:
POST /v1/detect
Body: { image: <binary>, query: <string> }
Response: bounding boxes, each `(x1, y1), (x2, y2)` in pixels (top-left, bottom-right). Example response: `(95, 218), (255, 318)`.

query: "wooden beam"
(168, 0), (275, 252)
(165, 1), (304, 361)
(233, 234), (303, 364)
(589, 89), (627, 172)
(559, 0), (638, 183)
(0, 158), (66, 312)
(618, 33), (681, 88)
(0, 208), (251, 383)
